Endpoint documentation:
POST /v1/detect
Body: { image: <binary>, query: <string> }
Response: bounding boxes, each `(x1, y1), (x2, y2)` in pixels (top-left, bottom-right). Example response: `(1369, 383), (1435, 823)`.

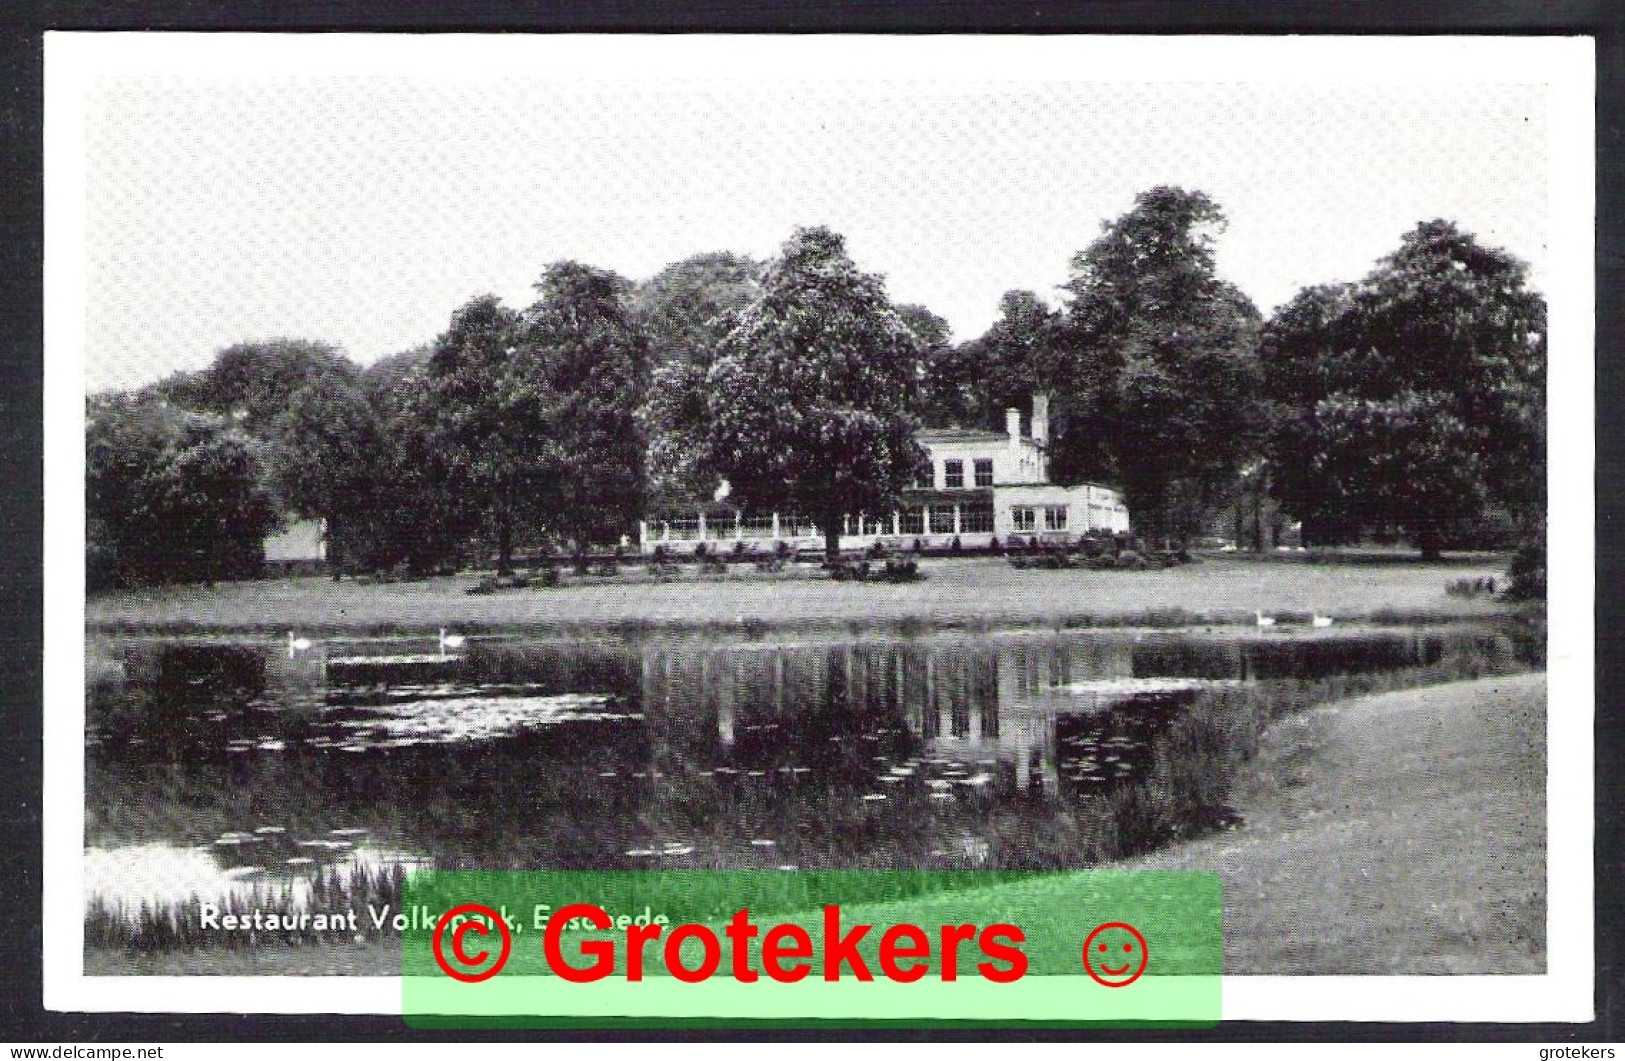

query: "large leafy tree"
(1262, 220), (1546, 556)
(269, 380), (386, 579)
(629, 252), (760, 508)
(87, 395), (277, 587)
(518, 261), (652, 551)
(415, 294), (550, 573)
(702, 226), (928, 561)
(1055, 187), (1263, 543)
(156, 338), (359, 434)
(923, 291), (1065, 433)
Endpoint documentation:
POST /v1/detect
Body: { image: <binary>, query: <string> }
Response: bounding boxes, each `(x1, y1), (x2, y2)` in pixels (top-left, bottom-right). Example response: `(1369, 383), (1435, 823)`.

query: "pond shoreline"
(83, 671), (1546, 977)
(85, 555), (1516, 640)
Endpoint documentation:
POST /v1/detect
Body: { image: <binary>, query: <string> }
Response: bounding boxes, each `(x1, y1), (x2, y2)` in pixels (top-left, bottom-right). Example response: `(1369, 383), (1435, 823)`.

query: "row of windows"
(1011, 505), (1069, 532)
(854, 503), (998, 536)
(922, 458), (996, 489)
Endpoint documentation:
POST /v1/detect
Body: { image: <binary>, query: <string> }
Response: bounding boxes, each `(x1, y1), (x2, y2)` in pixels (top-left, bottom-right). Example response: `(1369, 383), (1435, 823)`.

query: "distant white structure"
(263, 518), (326, 574)
(640, 393), (1129, 554)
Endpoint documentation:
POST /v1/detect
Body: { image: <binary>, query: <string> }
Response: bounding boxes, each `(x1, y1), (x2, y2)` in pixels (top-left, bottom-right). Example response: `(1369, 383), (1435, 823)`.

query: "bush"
(1446, 576), (1499, 598)
(912, 538), (925, 554)
(987, 535), (1003, 556)
(950, 536), (963, 554)
(775, 539), (792, 559)
(693, 541), (709, 559)
(1115, 550), (1146, 570)
(538, 567), (562, 588)
(880, 558), (922, 582)
(1088, 553), (1117, 571)
(1504, 538), (1545, 602)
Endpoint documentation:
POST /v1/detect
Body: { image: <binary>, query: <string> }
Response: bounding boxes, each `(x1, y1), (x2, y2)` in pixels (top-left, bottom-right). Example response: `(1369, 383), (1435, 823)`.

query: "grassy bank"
(1127, 671), (1546, 974)
(87, 552), (1514, 637)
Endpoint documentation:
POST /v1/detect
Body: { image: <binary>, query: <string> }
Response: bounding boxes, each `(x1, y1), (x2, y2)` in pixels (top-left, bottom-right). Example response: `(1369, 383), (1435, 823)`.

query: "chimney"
(1006, 407), (1021, 447)
(1031, 392), (1049, 446)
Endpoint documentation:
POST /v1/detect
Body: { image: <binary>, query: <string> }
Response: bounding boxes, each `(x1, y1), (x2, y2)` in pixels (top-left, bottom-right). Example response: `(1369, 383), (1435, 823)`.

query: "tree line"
(87, 186), (1546, 588)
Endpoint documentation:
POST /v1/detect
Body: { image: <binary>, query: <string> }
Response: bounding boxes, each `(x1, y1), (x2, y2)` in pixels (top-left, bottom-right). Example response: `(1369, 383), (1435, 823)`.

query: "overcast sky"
(68, 37), (1553, 394)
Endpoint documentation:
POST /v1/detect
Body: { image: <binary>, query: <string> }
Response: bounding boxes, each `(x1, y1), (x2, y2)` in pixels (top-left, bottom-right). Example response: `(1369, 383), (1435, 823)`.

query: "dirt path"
(1130, 673), (1547, 974)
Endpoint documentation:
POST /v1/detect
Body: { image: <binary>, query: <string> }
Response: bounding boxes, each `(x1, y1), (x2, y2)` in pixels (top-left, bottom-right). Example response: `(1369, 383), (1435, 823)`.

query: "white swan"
(1312, 613), (1334, 628)
(287, 632), (312, 658)
(439, 628), (467, 657)
(1255, 611), (1276, 629)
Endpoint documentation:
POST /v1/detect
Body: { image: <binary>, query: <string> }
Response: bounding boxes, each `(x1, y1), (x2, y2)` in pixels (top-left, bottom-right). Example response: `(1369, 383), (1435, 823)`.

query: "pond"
(83, 625), (1515, 941)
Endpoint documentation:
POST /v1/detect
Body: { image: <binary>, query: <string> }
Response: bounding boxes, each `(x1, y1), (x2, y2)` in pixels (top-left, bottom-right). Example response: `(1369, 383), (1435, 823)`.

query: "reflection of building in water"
(634, 638), (1158, 797)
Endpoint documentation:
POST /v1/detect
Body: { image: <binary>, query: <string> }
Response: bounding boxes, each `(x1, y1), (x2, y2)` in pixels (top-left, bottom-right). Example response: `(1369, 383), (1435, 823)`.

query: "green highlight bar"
(401, 870), (1221, 1028)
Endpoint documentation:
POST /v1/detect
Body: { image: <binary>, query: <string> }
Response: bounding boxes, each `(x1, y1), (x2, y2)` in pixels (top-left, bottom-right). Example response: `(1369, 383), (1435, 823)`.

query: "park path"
(1130, 672), (1547, 975)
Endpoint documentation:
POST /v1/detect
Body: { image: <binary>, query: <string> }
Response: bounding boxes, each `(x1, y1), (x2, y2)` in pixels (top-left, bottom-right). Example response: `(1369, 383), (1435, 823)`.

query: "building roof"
(916, 428), (1021, 446)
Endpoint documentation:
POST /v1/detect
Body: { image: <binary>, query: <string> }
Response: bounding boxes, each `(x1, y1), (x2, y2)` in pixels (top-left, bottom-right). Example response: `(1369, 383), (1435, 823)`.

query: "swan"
(1255, 611), (1276, 629)
(1312, 613), (1334, 628)
(438, 628), (467, 657)
(287, 632), (312, 658)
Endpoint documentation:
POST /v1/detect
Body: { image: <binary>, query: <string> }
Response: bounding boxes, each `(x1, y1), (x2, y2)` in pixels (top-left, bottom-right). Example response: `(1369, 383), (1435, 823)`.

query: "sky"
(67, 37), (1554, 394)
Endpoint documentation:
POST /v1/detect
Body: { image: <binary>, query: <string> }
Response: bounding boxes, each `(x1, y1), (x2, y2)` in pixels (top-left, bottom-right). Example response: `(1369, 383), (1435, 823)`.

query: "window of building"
(1044, 505), (1069, 531)
(1011, 506), (1036, 532)
(901, 507), (925, 535)
(962, 501), (995, 534)
(915, 464), (934, 489)
(944, 459), (964, 489)
(930, 504), (957, 534)
(973, 458), (994, 487)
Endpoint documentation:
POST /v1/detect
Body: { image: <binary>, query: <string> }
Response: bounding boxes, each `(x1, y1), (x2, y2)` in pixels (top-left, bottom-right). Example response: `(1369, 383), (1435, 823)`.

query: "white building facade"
(639, 393), (1129, 554)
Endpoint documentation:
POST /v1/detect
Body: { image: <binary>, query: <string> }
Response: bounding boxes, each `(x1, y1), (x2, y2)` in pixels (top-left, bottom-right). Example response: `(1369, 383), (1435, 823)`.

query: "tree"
(702, 226), (928, 561)
(87, 395), (277, 586)
(518, 261), (652, 552)
(629, 253), (760, 508)
(161, 418), (280, 584)
(1261, 220), (1546, 557)
(269, 380), (385, 578)
(1055, 187), (1263, 543)
(157, 339), (359, 434)
(920, 291), (1069, 437)
(415, 294), (546, 573)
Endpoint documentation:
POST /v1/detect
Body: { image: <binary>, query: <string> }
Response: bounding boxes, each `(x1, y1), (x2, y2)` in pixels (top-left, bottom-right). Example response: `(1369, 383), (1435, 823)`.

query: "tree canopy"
(87, 394), (278, 587)
(1262, 220), (1546, 555)
(83, 198), (1547, 586)
(629, 252), (761, 508)
(1053, 186), (1263, 542)
(519, 260), (652, 551)
(702, 226), (928, 559)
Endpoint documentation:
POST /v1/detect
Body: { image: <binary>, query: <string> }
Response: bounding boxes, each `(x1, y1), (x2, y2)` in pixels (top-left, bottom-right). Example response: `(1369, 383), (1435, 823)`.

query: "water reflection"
(85, 628), (1466, 915)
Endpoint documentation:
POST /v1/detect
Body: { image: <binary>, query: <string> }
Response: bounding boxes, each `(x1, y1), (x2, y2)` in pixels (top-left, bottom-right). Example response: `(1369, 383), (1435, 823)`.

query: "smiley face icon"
(1081, 921), (1149, 987)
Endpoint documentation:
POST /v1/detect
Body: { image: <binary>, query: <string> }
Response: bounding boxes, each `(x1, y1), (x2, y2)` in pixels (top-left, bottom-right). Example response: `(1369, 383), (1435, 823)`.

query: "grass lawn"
(86, 551), (1514, 636)
(1125, 671), (1546, 974)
